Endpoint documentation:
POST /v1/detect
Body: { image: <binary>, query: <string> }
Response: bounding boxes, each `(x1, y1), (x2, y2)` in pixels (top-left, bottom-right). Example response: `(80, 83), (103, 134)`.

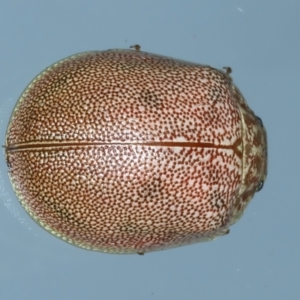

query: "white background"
(0, 1), (299, 299)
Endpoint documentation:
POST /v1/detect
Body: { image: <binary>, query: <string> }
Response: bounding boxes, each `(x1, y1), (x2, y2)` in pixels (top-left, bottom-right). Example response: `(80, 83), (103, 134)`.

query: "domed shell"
(5, 48), (267, 254)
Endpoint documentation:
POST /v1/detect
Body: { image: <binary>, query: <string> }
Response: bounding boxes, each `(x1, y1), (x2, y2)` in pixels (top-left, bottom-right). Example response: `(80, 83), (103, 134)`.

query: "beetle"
(5, 46), (267, 254)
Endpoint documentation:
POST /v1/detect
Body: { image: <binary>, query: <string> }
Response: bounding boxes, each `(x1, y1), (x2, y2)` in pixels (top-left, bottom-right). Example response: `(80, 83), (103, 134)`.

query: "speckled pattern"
(5, 48), (267, 254)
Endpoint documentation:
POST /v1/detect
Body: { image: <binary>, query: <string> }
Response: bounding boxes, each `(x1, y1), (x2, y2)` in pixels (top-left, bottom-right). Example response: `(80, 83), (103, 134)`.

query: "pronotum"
(5, 46), (267, 254)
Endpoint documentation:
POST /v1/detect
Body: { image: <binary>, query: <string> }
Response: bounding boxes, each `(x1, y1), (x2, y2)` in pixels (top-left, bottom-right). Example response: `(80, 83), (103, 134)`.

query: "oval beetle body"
(5, 48), (267, 254)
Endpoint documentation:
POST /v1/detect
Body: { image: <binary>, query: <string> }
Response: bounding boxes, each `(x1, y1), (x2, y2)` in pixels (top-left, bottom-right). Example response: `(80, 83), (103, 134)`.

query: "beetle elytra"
(5, 47), (267, 254)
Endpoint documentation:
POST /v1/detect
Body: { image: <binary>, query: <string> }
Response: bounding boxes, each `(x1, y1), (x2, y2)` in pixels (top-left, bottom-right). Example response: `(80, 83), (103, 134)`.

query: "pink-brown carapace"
(5, 47), (267, 254)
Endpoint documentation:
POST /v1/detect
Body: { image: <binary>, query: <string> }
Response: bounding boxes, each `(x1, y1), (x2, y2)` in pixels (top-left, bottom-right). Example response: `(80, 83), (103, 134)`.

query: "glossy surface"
(5, 48), (267, 254)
